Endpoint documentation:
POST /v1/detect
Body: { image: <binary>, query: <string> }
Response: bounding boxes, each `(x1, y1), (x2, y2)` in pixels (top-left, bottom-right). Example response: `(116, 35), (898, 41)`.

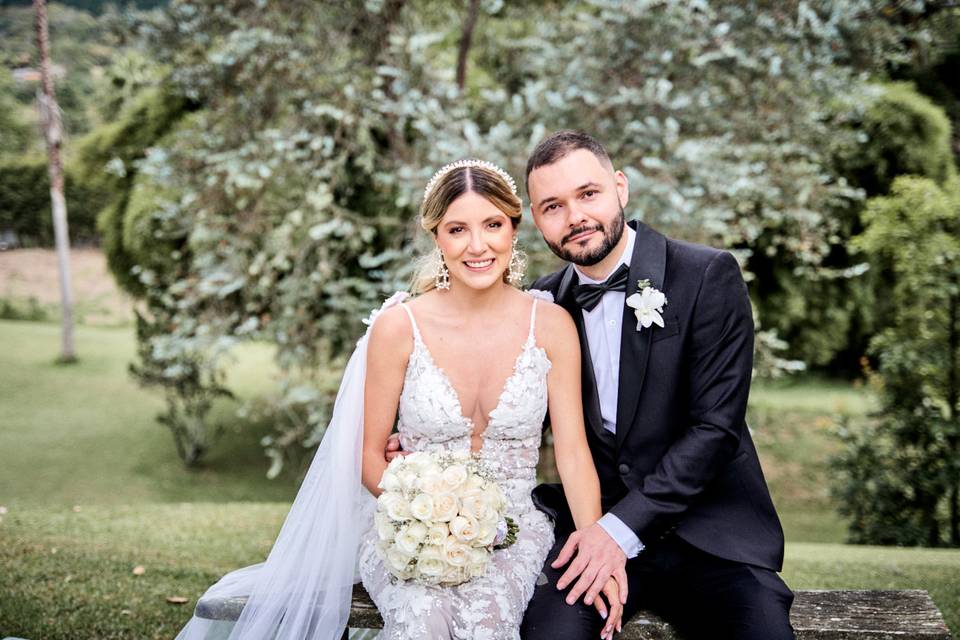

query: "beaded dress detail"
(358, 295), (555, 639)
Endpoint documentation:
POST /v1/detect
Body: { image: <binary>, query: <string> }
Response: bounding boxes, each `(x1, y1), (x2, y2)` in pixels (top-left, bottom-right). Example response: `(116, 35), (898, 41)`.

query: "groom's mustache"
(562, 225), (603, 245)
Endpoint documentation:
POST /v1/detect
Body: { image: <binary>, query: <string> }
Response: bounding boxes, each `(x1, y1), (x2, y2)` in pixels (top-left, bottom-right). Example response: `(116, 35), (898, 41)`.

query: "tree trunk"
(34, 0), (76, 363)
(456, 0), (482, 90)
(948, 282), (959, 545)
(950, 484), (959, 547)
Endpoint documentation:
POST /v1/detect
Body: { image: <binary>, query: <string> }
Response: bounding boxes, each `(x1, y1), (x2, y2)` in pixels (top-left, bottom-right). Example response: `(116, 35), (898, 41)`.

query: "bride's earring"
(434, 248), (451, 291)
(507, 235), (526, 286)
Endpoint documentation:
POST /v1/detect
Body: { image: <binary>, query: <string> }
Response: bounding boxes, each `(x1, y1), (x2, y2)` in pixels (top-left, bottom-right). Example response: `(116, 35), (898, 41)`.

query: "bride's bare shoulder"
(367, 303), (414, 355)
(529, 293), (578, 349)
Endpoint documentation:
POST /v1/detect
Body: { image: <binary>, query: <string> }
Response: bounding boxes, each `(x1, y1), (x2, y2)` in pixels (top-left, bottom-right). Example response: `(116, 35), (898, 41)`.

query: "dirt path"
(0, 248), (134, 325)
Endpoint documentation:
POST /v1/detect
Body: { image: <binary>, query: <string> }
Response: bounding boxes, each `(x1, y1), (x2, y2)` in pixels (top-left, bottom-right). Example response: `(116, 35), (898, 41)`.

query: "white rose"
(441, 464), (468, 491)
(479, 505), (500, 528)
(379, 492), (412, 521)
(421, 461), (444, 477)
(426, 523), (449, 545)
(432, 492), (460, 522)
(402, 451), (427, 469)
(378, 468), (402, 493)
(394, 534), (418, 556)
(418, 558), (445, 580)
(476, 521), (497, 546)
(483, 485), (506, 511)
(463, 474), (485, 492)
(468, 494), (496, 524)
(397, 468), (420, 492)
(389, 497), (412, 521)
(467, 562), (486, 578)
(376, 491), (396, 516)
(443, 536), (470, 567)
(395, 522), (427, 555)
(410, 493), (435, 521)
(459, 492), (484, 519)
(468, 547), (489, 565)
(416, 545), (446, 579)
(442, 564), (466, 584)
(407, 521), (428, 541)
(420, 544), (445, 562)
(449, 515), (479, 543)
(375, 512), (396, 541)
(385, 544), (414, 573)
(418, 471), (445, 496)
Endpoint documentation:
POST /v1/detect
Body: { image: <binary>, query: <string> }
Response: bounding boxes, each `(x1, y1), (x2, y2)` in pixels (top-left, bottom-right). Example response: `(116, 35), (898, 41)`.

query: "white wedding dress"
(358, 297), (555, 639)
(173, 292), (554, 640)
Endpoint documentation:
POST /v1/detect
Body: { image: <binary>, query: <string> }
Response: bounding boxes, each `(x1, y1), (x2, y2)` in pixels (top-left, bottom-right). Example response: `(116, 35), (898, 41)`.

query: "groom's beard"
(544, 204), (626, 267)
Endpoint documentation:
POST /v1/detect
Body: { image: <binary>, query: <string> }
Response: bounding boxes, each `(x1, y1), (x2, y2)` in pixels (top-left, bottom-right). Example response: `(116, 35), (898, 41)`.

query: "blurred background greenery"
(1, 1), (959, 638)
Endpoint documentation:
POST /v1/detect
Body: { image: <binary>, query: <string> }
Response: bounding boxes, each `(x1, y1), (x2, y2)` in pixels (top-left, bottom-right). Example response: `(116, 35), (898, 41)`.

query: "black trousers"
(520, 526), (795, 640)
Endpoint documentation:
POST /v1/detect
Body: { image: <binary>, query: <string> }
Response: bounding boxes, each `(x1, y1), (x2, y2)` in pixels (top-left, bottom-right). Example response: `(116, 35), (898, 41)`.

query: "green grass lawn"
(1, 318), (957, 638)
(0, 319), (301, 507)
(2, 503), (958, 639)
(749, 374), (873, 545)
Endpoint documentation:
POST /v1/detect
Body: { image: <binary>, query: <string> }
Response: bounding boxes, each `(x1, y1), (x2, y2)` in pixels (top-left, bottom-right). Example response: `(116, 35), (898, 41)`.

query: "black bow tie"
(574, 263), (630, 312)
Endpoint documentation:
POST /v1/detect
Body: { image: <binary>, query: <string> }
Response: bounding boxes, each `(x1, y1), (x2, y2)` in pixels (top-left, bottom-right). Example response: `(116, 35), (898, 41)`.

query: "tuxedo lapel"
(556, 265), (606, 439)
(616, 221), (667, 448)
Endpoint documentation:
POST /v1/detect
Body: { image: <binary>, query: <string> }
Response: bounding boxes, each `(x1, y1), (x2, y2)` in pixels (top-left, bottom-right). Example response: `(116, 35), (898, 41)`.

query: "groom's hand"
(384, 432), (408, 462)
(552, 523), (628, 606)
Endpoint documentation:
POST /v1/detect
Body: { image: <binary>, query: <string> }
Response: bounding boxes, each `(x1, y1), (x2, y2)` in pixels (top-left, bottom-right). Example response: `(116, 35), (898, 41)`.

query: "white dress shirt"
(573, 226), (645, 558)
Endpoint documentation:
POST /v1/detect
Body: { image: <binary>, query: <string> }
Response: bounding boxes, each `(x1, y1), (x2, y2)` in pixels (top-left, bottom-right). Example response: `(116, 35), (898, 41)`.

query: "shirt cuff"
(597, 513), (645, 559)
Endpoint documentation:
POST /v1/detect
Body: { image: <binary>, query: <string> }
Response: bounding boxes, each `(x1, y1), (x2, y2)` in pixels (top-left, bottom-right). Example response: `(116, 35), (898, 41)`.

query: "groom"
(518, 130), (793, 639)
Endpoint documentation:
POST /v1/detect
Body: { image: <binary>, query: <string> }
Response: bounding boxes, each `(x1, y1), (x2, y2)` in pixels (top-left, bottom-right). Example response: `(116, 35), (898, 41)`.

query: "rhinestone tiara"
(422, 159), (518, 202)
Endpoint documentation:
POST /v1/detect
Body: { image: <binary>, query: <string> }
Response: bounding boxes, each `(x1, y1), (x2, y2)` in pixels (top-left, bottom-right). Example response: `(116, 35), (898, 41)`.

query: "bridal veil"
(174, 292), (409, 640)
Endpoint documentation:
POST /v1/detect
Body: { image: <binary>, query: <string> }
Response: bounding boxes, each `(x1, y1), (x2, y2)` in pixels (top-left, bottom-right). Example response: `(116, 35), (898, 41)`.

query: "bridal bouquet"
(374, 451), (519, 586)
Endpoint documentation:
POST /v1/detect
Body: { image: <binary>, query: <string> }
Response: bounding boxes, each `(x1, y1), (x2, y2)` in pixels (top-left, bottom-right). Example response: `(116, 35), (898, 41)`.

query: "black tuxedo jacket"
(531, 220), (785, 572)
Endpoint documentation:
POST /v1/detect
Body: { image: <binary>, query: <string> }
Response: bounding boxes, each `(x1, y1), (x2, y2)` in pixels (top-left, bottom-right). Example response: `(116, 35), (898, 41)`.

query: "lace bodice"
(395, 297), (551, 515)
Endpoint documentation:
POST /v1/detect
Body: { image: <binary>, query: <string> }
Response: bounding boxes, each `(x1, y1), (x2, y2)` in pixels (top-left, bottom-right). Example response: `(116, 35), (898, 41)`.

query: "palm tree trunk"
(34, 0), (75, 363)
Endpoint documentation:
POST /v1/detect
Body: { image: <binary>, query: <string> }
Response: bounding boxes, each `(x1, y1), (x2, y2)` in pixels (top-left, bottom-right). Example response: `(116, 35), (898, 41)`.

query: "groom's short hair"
(525, 130), (614, 196)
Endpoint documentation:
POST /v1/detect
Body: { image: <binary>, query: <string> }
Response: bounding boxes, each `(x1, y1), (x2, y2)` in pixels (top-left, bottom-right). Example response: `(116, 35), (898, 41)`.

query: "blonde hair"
(411, 162), (523, 294)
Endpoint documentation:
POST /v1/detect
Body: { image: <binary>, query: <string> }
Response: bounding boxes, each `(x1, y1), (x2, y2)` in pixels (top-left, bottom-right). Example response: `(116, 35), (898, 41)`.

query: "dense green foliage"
(0, 155), (105, 245)
(76, 82), (193, 295)
(834, 82), (956, 195)
(0, 74), (31, 156)
(755, 81), (957, 370)
(0, 3), (120, 137)
(833, 176), (960, 547)
(81, 0), (955, 469)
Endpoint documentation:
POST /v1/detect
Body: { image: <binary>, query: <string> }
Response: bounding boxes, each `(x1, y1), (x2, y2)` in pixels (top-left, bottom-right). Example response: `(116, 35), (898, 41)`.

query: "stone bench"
(195, 585), (953, 639)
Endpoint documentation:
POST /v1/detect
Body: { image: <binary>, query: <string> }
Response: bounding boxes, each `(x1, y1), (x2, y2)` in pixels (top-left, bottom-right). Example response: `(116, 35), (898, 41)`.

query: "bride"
(174, 160), (622, 640)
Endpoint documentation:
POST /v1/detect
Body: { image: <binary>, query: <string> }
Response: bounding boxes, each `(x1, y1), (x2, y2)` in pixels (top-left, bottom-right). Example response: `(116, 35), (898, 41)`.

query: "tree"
(34, 0), (76, 363)
(103, 0), (944, 471)
(833, 175), (960, 546)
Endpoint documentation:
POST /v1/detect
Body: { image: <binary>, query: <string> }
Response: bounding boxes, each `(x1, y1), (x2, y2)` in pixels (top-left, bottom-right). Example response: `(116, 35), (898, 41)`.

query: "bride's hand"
(593, 577), (623, 639)
(385, 432), (407, 462)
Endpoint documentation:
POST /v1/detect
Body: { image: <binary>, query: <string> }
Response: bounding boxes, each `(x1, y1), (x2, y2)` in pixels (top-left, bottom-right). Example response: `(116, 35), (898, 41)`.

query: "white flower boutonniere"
(625, 279), (667, 332)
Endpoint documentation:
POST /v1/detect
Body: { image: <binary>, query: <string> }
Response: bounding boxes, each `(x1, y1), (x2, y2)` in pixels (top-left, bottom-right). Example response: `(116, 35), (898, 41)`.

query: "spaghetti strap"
(527, 297), (539, 342)
(399, 303), (422, 342)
